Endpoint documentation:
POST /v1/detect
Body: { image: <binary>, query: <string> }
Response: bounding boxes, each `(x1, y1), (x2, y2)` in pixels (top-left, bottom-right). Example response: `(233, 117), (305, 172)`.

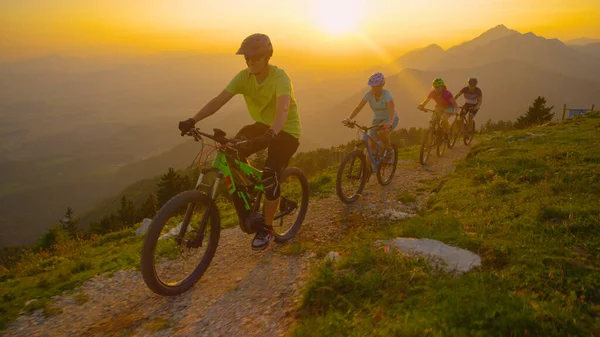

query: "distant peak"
(485, 24), (516, 34)
(423, 44), (443, 50)
(471, 24), (520, 42)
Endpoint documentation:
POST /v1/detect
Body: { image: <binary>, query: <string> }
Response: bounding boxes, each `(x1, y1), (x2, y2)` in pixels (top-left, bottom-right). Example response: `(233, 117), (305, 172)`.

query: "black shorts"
(235, 122), (300, 174)
(461, 104), (479, 117)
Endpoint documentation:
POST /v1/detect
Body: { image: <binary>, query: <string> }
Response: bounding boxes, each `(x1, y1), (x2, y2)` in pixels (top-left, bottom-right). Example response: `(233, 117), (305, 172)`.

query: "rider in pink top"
(418, 77), (459, 140)
(427, 88), (454, 108)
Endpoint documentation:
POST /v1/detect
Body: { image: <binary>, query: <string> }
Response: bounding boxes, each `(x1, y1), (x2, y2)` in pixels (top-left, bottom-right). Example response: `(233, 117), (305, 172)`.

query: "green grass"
(0, 227), (144, 331)
(294, 112), (600, 336)
(73, 292), (89, 305)
(308, 166), (337, 198)
(396, 191), (417, 203)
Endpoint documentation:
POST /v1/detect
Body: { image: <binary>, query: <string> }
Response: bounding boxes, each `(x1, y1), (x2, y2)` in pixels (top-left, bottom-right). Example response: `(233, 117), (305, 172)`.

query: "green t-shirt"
(225, 65), (301, 139)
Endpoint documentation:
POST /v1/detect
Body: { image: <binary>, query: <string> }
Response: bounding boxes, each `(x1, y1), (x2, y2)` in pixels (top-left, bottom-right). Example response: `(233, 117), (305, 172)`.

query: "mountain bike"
(418, 107), (457, 165)
(449, 106), (477, 147)
(141, 128), (309, 296)
(335, 121), (398, 204)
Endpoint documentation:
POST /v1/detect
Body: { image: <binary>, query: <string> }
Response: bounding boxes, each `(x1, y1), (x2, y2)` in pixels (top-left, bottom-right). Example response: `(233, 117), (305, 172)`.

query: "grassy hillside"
(294, 112), (600, 335)
(0, 228), (144, 331)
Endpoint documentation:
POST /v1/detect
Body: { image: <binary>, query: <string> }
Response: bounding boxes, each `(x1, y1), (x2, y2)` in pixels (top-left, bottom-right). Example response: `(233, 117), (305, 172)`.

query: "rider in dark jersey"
(454, 78), (482, 133)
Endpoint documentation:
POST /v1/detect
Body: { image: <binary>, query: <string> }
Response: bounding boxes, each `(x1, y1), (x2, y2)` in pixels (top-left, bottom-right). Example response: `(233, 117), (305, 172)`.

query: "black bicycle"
(418, 107), (457, 165)
(449, 106), (477, 146)
(141, 128), (309, 296)
(335, 121), (398, 203)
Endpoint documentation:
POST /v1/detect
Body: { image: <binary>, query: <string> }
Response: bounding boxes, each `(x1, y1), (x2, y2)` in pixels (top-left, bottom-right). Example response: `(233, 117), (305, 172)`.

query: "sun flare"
(311, 0), (365, 36)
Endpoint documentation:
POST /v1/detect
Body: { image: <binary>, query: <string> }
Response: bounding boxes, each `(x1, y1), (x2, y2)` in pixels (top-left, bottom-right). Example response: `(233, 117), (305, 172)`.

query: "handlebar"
(343, 121), (384, 131)
(417, 107), (436, 113)
(184, 128), (247, 147)
(417, 107), (459, 116)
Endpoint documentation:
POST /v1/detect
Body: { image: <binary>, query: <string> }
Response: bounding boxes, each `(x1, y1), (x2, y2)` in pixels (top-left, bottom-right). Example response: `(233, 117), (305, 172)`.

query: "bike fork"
(182, 171), (222, 248)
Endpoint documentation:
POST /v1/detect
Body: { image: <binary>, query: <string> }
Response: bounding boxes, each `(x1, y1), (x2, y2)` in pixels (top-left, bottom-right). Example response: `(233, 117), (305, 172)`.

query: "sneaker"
(251, 228), (274, 251)
(383, 149), (393, 164)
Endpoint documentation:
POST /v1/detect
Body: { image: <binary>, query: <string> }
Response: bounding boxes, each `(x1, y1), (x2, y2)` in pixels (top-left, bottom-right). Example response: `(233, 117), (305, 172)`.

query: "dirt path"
(3, 144), (473, 337)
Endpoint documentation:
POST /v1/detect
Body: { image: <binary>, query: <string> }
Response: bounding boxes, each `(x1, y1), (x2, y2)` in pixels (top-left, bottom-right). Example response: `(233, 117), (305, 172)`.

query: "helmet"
(236, 33), (273, 57)
(432, 78), (445, 87)
(468, 77), (478, 86)
(368, 72), (385, 86)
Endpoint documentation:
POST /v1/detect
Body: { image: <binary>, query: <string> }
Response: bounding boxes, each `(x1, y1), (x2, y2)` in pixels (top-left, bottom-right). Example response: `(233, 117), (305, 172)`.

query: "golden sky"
(1, 0), (599, 68)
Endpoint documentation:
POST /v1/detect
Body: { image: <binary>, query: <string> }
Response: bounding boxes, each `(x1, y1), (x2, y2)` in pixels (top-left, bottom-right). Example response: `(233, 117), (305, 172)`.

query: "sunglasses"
(244, 55), (264, 63)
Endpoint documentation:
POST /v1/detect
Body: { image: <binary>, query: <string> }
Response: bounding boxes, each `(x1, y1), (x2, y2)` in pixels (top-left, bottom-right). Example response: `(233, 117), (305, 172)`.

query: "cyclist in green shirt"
(178, 33), (301, 251)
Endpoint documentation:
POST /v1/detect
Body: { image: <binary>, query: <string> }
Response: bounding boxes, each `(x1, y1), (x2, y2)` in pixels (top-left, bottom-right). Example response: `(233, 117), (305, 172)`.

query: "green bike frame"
(192, 150), (266, 236)
(210, 151), (264, 209)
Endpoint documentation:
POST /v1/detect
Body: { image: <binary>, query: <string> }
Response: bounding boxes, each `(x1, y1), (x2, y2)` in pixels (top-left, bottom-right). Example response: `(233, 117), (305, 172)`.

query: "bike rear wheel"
(272, 167), (309, 243)
(141, 190), (220, 296)
(464, 120), (475, 145)
(419, 128), (435, 165)
(377, 144), (398, 185)
(336, 150), (367, 203)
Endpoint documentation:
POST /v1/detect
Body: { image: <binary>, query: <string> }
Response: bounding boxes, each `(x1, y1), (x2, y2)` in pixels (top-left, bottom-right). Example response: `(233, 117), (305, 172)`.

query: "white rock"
(375, 238), (481, 274)
(159, 222), (191, 240)
(24, 299), (39, 307)
(135, 218), (153, 236)
(379, 209), (416, 221)
(324, 251), (343, 263)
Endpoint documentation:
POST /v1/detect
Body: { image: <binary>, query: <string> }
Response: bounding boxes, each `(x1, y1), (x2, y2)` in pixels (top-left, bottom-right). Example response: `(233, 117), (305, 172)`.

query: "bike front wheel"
(448, 120), (460, 148)
(420, 128), (435, 165)
(336, 149), (368, 203)
(377, 144), (398, 185)
(141, 190), (221, 296)
(272, 167), (309, 243)
(436, 129), (448, 157)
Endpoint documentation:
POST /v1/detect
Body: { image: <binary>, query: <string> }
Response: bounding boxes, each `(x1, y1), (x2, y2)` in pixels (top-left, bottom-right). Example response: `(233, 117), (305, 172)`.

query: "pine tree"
(517, 96), (555, 128)
(117, 196), (137, 228)
(88, 220), (103, 235)
(59, 207), (79, 236)
(138, 193), (157, 220)
(482, 119), (493, 133)
(157, 168), (180, 207)
(157, 168), (192, 208)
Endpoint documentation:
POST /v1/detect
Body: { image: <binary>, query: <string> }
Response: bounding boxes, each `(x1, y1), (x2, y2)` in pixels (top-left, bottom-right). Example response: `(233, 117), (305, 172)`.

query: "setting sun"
(311, 0), (365, 35)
